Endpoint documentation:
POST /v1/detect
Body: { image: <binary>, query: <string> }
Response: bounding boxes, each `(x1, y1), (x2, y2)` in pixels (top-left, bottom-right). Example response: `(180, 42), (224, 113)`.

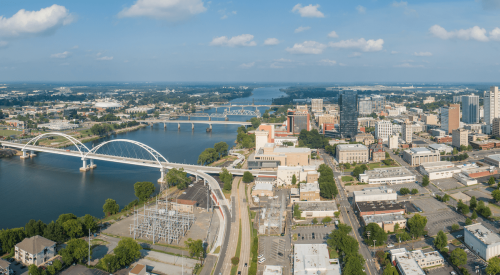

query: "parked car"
(387, 244), (394, 248)
(456, 235), (462, 238)
(258, 254), (264, 259)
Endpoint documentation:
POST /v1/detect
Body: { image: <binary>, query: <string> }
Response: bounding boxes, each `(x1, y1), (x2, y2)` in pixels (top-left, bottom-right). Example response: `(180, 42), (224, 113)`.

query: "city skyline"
(0, 0), (500, 82)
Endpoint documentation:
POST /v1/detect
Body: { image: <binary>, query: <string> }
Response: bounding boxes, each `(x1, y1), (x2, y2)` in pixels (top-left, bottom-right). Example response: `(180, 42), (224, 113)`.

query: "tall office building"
(452, 128), (469, 148)
(287, 110), (310, 135)
(371, 95), (386, 113)
(375, 120), (393, 141)
(462, 94), (479, 124)
(440, 104), (460, 134)
(311, 99), (323, 112)
(484, 86), (500, 125)
(339, 90), (358, 139)
(402, 119), (412, 144)
(358, 98), (372, 115)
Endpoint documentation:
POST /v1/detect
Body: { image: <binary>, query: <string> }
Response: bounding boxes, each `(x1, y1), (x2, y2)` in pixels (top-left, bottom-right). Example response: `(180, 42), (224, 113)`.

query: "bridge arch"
(23, 132), (90, 158)
(84, 139), (168, 167)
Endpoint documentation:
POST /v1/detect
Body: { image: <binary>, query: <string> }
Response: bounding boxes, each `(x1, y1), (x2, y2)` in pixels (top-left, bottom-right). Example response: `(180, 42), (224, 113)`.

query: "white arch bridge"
(1, 133), (276, 181)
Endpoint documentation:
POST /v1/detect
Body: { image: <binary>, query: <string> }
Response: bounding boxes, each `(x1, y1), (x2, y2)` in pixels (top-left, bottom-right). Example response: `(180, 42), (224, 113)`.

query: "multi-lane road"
(321, 150), (378, 275)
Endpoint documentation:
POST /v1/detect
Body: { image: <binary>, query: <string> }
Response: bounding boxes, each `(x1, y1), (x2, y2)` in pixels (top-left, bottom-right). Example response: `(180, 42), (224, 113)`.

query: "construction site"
(255, 195), (287, 235)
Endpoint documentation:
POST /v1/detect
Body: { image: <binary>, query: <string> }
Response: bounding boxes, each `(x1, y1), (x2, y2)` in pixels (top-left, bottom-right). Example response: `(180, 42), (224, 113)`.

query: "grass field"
(341, 176), (355, 182)
(0, 129), (22, 136)
(344, 161), (399, 172)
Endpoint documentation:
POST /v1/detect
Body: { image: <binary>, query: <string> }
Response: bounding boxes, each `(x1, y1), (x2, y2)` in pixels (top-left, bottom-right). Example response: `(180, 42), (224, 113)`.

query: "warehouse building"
(358, 167), (416, 185)
(355, 201), (405, 217)
(353, 186), (398, 202)
(464, 223), (500, 260)
(419, 161), (461, 180)
(295, 201), (338, 218)
(484, 154), (500, 167)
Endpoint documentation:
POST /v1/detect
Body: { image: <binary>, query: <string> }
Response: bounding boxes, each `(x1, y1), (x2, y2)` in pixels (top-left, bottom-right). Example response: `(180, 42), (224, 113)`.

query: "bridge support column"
(164, 123), (166, 129)
(196, 175), (199, 182)
(80, 159), (89, 172)
(178, 123), (180, 130)
(225, 116), (228, 121)
(150, 123), (153, 128)
(29, 150), (37, 158)
(158, 168), (166, 184)
(188, 115), (190, 121)
(209, 116), (211, 121)
(89, 159), (96, 169)
(192, 123), (194, 130)
(20, 150), (29, 159)
(255, 107), (258, 112)
(215, 107), (217, 112)
(228, 107), (231, 111)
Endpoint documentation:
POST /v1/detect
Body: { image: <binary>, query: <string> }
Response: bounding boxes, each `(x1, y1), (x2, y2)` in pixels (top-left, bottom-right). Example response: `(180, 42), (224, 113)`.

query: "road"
(321, 150), (378, 275)
(221, 177), (241, 275)
(238, 179), (251, 275)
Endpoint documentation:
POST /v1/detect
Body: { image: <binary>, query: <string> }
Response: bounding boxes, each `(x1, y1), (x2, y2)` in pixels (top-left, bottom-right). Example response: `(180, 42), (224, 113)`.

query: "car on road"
(456, 235), (462, 238)
(244, 263), (247, 267)
(302, 236), (304, 240)
(451, 272), (456, 275)
(238, 272), (241, 275)
(298, 233), (301, 237)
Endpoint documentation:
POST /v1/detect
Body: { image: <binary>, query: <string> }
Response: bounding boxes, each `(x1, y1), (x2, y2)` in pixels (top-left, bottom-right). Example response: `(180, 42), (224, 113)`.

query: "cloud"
(0, 41), (8, 48)
(96, 56), (113, 60)
(429, 25), (489, 42)
(392, 1), (407, 7)
(391, 1), (418, 17)
(391, 51), (399, 54)
(413, 51), (432, 56)
(209, 34), (256, 47)
(319, 59), (336, 66)
(328, 31), (338, 38)
(349, 52), (362, 57)
(490, 28), (500, 41)
(239, 62), (255, 68)
(394, 63), (423, 68)
(356, 5), (366, 14)
(270, 63), (283, 69)
(339, 63), (346, 66)
(264, 38), (280, 45)
(274, 58), (292, 62)
(0, 5), (74, 38)
(72, 45), (79, 49)
(480, 0), (500, 9)
(329, 38), (384, 52)
(220, 15), (228, 19)
(286, 41), (326, 54)
(51, 51), (71, 59)
(118, 0), (207, 21)
(295, 26), (311, 33)
(292, 4), (324, 18)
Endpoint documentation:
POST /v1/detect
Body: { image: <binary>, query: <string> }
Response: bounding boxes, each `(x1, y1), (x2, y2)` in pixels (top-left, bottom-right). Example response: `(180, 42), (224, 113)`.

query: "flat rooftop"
(300, 182), (320, 192)
(485, 154), (500, 162)
(294, 244), (341, 275)
(296, 201), (338, 212)
(273, 147), (311, 153)
(420, 161), (454, 169)
(353, 186), (395, 196)
(363, 167), (414, 178)
(356, 201), (405, 212)
(408, 147), (432, 154)
(336, 144), (368, 151)
(465, 223), (500, 245)
(428, 144), (452, 150)
(363, 213), (406, 224)
(253, 183), (273, 191)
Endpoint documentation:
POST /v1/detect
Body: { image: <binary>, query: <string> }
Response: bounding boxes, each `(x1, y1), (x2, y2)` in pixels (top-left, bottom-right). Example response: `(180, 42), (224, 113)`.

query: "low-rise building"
(15, 235), (56, 266)
(0, 259), (10, 275)
(453, 173), (478, 186)
(461, 166), (497, 178)
(464, 223), (500, 260)
(362, 213), (406, 232)
(293, 244), (341, 275)
(430, 129), (446, 137)
(125, 107), (154, 114)
(336, 144), (369, 164)
(436, 136), (453, 143)
(264, 265), (283, 275)
(129, 264), (147, 275)
(358, 167), (416, 185)
(390, 248), (444, 275)
(295, 201), (338, 218)
(248, 145), (311, 169)
(427, 143), (453, 154)
(470, 139), (500, 150)
(5, 119), (25, 129)
(402, 147), (440, 166)
(299, 182), (320, 201)
(484, 154), (500, 167)
(369, 141), (385, 162)
(290, 188), (300, 203)
(251, 183), (274, 197)
(419, 161), (461, 180)
(353, 186), (398, 202)
(354, 133), (375, 145)
(355, 201), (405, 217)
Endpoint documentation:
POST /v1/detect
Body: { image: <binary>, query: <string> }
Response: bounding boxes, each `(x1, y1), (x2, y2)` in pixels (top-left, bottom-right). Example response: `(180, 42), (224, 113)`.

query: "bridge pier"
(225, 116), (228, 121)
(188, 115), (190, 121)
(178, 123), (180, 130)
(80, 159), (89, 172)
(20, 150), (29, 159)
(215, 107), (217, 112)
(29, 150), (37, 158)
(191, 123), (194, 130)
(158, 168), (166, 184)
(209, 116), (211, 121)
(164, 123), (166, 129)
(89, 159), (96, 169)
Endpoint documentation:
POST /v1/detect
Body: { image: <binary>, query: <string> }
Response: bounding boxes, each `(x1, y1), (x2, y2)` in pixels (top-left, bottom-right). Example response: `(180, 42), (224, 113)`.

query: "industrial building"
(293, 244), (341, 275)
(353, 187), (398, 202)
(355, 201), (405, 217)
(419, 161), (461, 180)
(464, 223), (500, 260)
(358, 167), (416, 185)
(295, 201), (338, 218)
(252, 183), (274, 197)
(362, 213), (406, 232)
(484, 154), (500, 167)
(427, 144), (453, 154)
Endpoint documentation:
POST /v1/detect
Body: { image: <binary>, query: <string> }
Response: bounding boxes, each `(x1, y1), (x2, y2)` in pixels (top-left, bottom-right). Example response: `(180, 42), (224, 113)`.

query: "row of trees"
(98, 238), (142, 273)
(327, 224), (366, 274)
(166, 168), (191, 190)
(318, 164), (338, 199)
(89, 113), (121, 122)
(298, 129), (329, 149)
(443, 153), (469, 162)
(220, 168), (233, 192)
(399, 188), (418, 195)
(89, 120), (140, 136)
(197, 141), (229, 165)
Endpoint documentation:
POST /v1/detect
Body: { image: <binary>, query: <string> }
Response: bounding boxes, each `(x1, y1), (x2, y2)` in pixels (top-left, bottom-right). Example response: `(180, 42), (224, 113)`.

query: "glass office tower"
(339, 90), (359, 138)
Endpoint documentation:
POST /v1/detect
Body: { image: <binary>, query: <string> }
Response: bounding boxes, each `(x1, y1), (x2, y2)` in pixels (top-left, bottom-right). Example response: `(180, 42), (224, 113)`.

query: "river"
(0, 86), (287, 229)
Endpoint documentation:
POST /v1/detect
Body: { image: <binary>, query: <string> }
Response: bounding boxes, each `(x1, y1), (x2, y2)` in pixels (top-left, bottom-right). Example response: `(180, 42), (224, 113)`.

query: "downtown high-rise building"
(311, 99), (323, 112)
(375, 120), (392, 141)
(339, 90), (358, 139)
(402, 119), (412, 144)
(484, 86), (500, 125)
(440, 104), (460, 134)
(462, 94), (479, 124)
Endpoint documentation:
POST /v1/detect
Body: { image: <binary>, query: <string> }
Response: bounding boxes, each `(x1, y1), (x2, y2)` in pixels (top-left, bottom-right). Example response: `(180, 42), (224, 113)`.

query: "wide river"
(0, 86), (287, 229)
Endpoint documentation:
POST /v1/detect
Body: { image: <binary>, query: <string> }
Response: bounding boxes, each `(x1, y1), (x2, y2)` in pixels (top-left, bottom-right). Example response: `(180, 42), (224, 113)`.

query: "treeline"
(90, 120), (140, 136)
(89, 113), (121, 122)
(318, 164), (338, 199)
(220, 168), (233, 192)
(298, 129), (329, 148)
(327, 224), (366, 274)
(236, 126), (255, 149)
(197, 141), (229, 166)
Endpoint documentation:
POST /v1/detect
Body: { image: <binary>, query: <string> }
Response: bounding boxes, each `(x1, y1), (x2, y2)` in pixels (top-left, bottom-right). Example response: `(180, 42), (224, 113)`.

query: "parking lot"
(433, 178), (464, 190)
(291, 224), (335, 244)
(423, 210), (465, 236)
(412, 198), (449, 213)
(464, 189), (492, 202)
(390, 182), (429, 195)
(257, 236), (291, 275)
(449, 243), (487, 275)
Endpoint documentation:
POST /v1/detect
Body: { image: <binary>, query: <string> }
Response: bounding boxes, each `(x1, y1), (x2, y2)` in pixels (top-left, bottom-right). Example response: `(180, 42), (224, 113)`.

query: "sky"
(0, 0), (500, 83)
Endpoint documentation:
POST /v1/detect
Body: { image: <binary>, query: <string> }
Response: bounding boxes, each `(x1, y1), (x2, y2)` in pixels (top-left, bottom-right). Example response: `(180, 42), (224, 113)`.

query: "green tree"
(352, 166), (363, 178)
(250, 117), (261, 128)
(486, 257), (500, 275)
(383, 265), (398, 275)
(185, 238), (205, 261)
(166, 168), (190, 190)
(471, 211), (478, 220)
(385, 152), (390, 159)
(0, 228), (26, 254)
(294, 204), (302, 219)
(344, 163), (351, 169)
(103, 198), (120, 216)
(25, 219), (47, 237)
(408, 214), (427, 238)
(422, 175), (430, 187)
(232, 257), (240, 266)
(53, 260), (62, 271)
(134, 181), (156, 202)
(451, 224), (460, 231)
(312, 218), (318, 224)
(292, 174), (297, 185)
(101, 254), (120, 273)
(434, 230), (448, 251)
(318, 164), (338, 199)
(114, 237), (142, 267)
(411, 189), (418, 195)
(364, 223), (388, 246)
(81, 214), (98, 233)
(492, 190), (500, 202)
(489, 176), (496, 186)
(63, 219), (83, 238)
(56, 213), (77, 225)
(220, 168), (233, 192)
(451, 248), (467, 267)
(470, 196), (477, 211)
(214, 141), (229, 158)
(28, 265), (41, 275)
(46, 265), (56, 275)
(400, 188), (410, 195)
(457, 200), (470, 215)
(322, 217), (333, 223)
(43, 221), (65, 243)
(465, 218), (472, 226)
(67, 238), (88, 263)
(343, 253), (366, 275)
(242, 171), (254, 183)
